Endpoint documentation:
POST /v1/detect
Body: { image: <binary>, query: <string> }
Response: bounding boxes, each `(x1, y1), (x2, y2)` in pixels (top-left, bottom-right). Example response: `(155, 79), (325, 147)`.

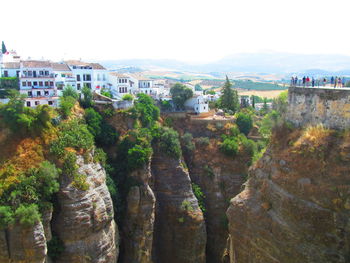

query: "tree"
(122, 94), (133, 101)
(84, 108), (102, 137)
(194, 84), (203, 91)
(1, 41), (7, 54)
(170, 83), (193, 110)
(59, 96), (76, 119)
(62, 85), (79, 100)
(220, 76), (239, 113)
(236, 112), (253, 136)
(134, 93), (160, 127)
(80, 85), (93, 108)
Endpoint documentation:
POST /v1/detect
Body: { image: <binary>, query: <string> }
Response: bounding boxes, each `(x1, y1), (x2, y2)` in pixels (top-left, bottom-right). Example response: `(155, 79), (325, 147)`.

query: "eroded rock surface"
(226, 129), (350, 263)
(53, 155), (119, 263)
(151, 150), (206, 263)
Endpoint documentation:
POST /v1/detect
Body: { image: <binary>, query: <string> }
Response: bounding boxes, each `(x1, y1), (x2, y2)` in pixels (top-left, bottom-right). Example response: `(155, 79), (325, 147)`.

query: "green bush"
(0, 91), (52, 136)
(196, 137), (210, 146)
(203, 165), (215, 179)
(62, 152), (89, 191)
(230, 126), (240, 137)
(236, 112), (253, 136)
(62, 85), (79, 100)
(192, 183), (206, 214)
(50, 120), (94, 157)
(220, 137), (239, 157)
(59, 96), (76, 119)
(96, 121), (119, 146)
(15, 204), (41, 227)
(85, 108), (102, 137)
(239, 135), (257, 157)
(181, 132), (195, 153)
(93, 148), (107, 166)
(122, 94), (133, 101)
(181, 200), (194, 212)
(127, 145), (152, 171)
(101, 88), (113, 98)
(80, 86), (94, 108)
(134, 94), (160, 127)
(0, 206), (14, 229)
(158, 127), (182, 158)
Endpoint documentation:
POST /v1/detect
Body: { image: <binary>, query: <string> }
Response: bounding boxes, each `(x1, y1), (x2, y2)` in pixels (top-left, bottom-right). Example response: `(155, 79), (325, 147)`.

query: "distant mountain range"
(98, 52), (350, 76)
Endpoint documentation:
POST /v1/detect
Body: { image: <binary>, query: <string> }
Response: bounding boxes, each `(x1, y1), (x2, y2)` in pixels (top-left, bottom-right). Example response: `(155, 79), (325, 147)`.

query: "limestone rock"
(53, 155), (118, 263)
(151, 150), (206, 263)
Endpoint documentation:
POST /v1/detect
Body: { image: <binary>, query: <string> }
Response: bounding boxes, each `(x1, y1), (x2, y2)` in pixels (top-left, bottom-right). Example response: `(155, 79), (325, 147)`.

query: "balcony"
(21, 74), (55, 79)
(20, 85), (55, 90)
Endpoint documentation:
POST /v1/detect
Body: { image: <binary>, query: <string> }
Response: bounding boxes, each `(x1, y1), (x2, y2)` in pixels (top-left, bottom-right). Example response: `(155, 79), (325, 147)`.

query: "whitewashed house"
(19, 60), (59, 107)
(66, 60), (109, 92)
(109, 72), (136, 99)
(184, 95), (209, 113)
(0, 50), (21, 77)
(52, 62), (77, 95)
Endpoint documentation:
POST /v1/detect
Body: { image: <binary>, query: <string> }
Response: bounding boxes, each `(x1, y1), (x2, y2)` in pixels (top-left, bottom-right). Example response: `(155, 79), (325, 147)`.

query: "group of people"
(290, 76), (347, 88)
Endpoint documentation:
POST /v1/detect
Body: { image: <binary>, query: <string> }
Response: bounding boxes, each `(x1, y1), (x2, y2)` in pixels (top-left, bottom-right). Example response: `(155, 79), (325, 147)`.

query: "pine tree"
(220, 76), (239, 113)
(1, 41), (7, 54)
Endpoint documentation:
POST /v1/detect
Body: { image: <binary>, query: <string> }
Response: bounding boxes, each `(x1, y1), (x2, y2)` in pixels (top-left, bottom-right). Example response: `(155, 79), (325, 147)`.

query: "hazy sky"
(1, 0), (349, 62)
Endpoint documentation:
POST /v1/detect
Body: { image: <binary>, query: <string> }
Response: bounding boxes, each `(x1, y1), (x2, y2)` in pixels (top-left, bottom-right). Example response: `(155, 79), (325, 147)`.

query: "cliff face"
(151, 149), (207, 263)
(53, 155), (119, 263)
(122, 163), (156, 263)
(226, 126), (350, 263)
(169, 116), (249, 262)
(287, 86), (350, 129)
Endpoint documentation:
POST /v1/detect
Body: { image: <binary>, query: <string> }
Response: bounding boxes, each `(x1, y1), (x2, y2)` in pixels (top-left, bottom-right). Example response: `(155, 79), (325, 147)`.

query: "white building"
(65, 60), (109, 92)
(19, 61), (59, 107)
(52, 62), (77, 95)
(184, 95), (209, 113)
(0, 50), (21, 77)
(109, 72), (136, 99)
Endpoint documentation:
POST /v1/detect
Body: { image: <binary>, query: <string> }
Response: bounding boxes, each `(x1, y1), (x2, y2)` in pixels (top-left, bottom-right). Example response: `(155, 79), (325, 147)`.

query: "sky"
(1, 0), (350, 63)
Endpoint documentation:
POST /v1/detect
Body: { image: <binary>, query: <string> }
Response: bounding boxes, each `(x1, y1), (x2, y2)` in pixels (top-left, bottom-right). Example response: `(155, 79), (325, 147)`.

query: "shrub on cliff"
(0, 91), (52, 136)
(59, 95), (76, 119)
(50, 120), (94, 157)
(220, 137), (239, 157)
(236, 112), (253, 136)
(0, 206), (14, 229)
(62, 85), (79, 100)
(181, 132), (195, 153)
(14, 204), (41, 227)
(157, 127), (182, 158)
(192, 183), (206, 214)
(133, 94), (160, 128)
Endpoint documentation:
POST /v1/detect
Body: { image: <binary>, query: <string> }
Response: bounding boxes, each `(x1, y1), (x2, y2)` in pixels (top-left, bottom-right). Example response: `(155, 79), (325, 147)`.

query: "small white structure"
(19, 60), (59, 107)
(184, 95), (209, 113)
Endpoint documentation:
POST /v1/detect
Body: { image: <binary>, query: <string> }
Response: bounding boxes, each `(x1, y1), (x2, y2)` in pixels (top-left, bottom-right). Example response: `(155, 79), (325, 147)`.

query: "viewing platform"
(286, 86), (350, 129)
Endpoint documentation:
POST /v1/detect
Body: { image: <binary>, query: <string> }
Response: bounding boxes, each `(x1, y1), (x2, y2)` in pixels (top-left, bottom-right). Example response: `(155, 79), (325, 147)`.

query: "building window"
(33, 81), (38, 86)
(61, 74), (65, 77)
(39, 71), (44, 76)
(26, 101), (31, 107)
(48, 101), (53, 105)
(16, 71), (20, 77)
(39, 81), (43, 86)
(119, 79), (121, 83)
(45, 81), (49, 86)
(28, 71), (33, 77)
(22, 82), (27, 87)
(83, 74), (91, 81)
(45, 71), (49, 76)
(35, 101), (39, 106)
(4, 71), (8, 77)
(28, 91), (32, 97)
(85, 83), (91, 89)
(50, 81), (54, 87)
(77, 75), (81, 81)
(97, 74), (100, 81)
(28, 82), (32, 86)
(37, 91), (41, 96)
(77, 83), (81, 90)
(45, 91), (49, 96)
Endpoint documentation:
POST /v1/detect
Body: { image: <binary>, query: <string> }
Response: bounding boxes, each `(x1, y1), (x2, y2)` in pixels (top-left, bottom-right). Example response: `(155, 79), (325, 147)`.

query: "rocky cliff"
(53, 154), (119, 263)
(122, 163), (156, 263)
(226, 125), (350, 263)
(151, 149), (207, 263)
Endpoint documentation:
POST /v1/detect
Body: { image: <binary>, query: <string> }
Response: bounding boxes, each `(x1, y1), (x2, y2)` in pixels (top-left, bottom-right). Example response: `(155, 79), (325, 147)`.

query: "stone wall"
(287, 86), (350, 129)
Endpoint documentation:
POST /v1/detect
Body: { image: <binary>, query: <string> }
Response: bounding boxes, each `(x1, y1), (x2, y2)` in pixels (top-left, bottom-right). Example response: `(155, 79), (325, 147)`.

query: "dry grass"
(293, 124), (332, 151)
(238, 89), (285, 99)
